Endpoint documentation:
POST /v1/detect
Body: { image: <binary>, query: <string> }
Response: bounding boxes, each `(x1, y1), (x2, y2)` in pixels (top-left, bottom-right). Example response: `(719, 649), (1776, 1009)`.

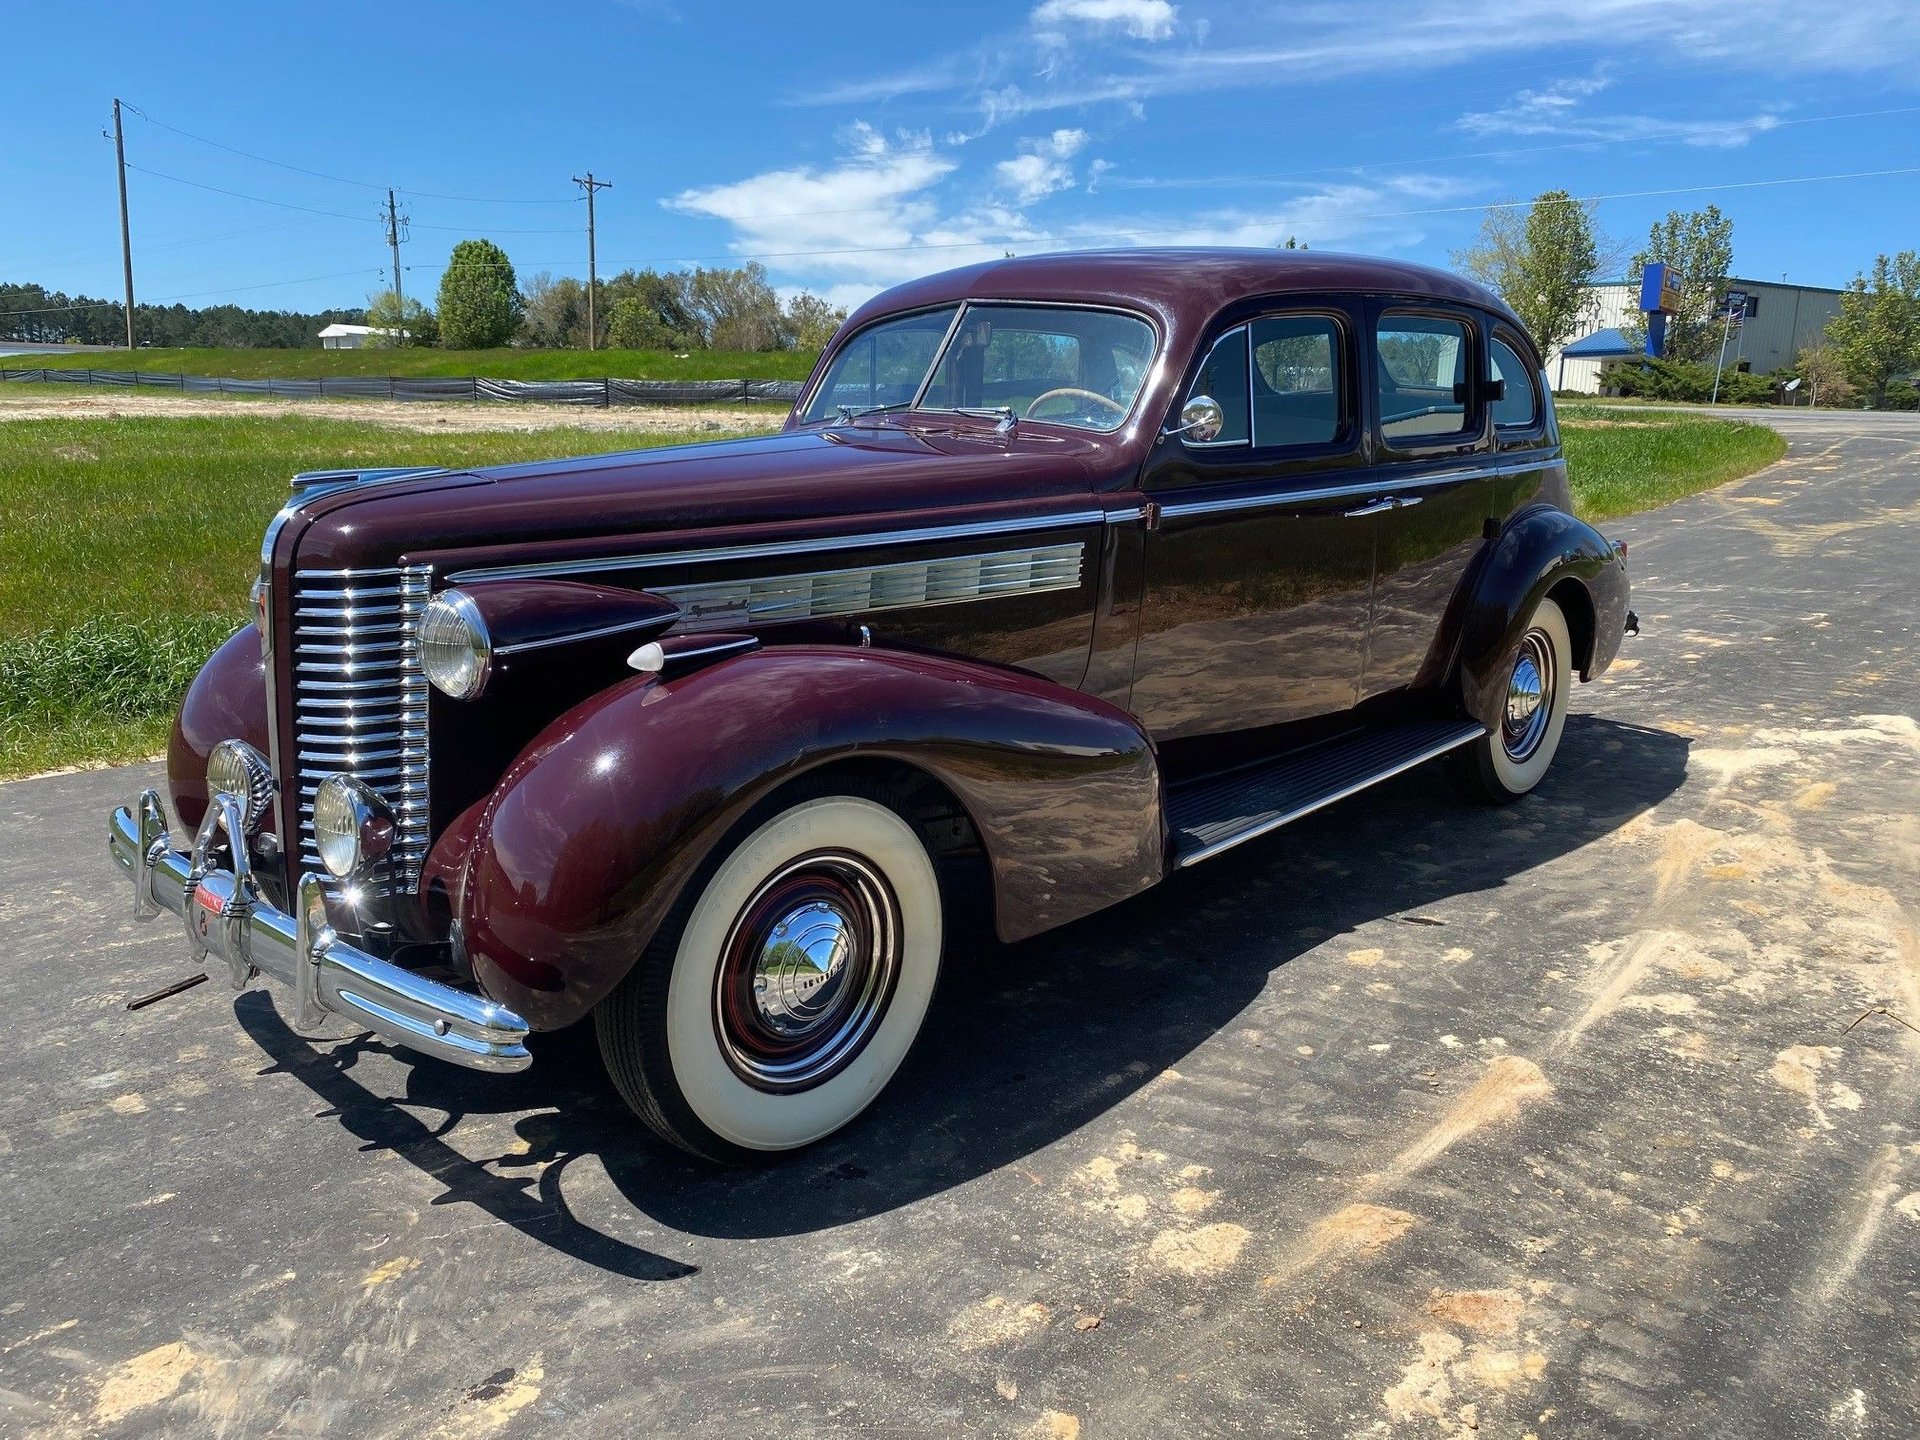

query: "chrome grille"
(290, 566), (431, 892)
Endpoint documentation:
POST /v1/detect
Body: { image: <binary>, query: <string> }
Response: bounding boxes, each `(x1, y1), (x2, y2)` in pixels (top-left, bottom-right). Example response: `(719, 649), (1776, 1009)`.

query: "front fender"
(1455, 506), (1629, 731)
(166, 626), (268, 834)
(447, 646), (1164, 1030)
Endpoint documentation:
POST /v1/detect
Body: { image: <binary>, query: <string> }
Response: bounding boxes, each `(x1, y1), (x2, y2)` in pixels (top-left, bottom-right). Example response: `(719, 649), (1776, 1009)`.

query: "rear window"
(1490, 336), (1540, 428)
(1377, 313), (1472, 444)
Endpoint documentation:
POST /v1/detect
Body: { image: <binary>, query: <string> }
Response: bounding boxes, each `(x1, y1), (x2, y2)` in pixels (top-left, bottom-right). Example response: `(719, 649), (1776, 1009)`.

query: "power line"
(123, 162), (578, 233)
(123, 103), (578, 205)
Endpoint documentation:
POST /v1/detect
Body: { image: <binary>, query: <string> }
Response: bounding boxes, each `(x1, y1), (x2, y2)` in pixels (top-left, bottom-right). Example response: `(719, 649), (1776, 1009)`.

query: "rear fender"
(1454, 506), (1630, 731)
(446, 646), (1164, 1030)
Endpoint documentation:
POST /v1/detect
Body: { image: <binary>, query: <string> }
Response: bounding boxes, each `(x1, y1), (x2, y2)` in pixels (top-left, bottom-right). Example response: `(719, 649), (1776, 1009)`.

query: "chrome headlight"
(418, 589), (491, 699)
(312, 775), (395, 879)
(206, 739), (274, 834)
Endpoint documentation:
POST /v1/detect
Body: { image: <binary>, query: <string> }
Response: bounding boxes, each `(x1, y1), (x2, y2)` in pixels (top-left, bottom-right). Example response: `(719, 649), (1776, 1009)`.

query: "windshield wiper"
(836, 401), (915, 422)
(948, 406), (1018, 432)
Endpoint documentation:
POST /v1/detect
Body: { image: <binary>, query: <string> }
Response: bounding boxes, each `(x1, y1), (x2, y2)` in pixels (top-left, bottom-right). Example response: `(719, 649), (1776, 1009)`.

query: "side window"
(1376, 313), (1473, 445)
(1251, 314), (1343, 448)
(1183, 326), (1250, 446)
(1489, 336), (1540, 429)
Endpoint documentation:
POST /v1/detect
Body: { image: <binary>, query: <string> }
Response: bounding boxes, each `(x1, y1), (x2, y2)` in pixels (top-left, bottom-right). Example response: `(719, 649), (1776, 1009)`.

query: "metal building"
(1545, 276), (1845, 394)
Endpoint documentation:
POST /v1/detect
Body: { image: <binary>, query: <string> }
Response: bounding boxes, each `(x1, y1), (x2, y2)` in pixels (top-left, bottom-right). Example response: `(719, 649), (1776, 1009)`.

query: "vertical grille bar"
(290, 565), (431, 893)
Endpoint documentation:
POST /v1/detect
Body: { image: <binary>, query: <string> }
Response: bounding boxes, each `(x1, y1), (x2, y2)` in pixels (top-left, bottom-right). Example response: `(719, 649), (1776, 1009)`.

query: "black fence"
(0, 366), (806, 407)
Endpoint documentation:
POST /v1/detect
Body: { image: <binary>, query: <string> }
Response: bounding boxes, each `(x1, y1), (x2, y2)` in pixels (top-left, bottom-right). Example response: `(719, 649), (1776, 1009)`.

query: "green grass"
(0, 405), (1789, 778)
(1560, 405), (1788, 521)
(0, 415), (761, 777)
(2, 345), (819, 382)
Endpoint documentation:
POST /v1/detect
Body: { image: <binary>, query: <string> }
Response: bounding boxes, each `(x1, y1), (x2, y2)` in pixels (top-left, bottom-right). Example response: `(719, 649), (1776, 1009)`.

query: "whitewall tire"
(597, 791), (943, 1163)
(1448, 596), (1573, 803)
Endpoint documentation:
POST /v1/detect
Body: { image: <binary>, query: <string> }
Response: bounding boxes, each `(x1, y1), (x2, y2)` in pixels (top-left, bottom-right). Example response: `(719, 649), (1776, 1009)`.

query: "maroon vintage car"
(110, 249), (1631, 1162)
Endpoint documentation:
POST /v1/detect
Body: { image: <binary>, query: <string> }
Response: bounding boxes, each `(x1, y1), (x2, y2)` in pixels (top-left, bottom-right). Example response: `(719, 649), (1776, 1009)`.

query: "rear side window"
(1251, 314), (1343, 448)
(1490, 336), (1540, 429)
(1377, 313), (1472, 445)
(1184, 326), (1251, 446)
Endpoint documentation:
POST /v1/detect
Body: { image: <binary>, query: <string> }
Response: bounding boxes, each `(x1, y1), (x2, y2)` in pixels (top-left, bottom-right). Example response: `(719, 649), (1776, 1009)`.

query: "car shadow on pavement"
(237, 713), (1688, 1279)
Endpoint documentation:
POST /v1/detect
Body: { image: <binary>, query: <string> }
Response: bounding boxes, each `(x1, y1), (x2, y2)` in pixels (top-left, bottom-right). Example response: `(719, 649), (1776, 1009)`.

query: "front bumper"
(108, 790), (530, 1072)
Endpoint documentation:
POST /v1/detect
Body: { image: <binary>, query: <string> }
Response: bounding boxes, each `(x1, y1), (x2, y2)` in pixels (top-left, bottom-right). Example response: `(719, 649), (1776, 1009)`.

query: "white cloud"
(1458, 74), (1783, 149)
(995, 128), (1091, 202)
(1032, 0), (1177, 42)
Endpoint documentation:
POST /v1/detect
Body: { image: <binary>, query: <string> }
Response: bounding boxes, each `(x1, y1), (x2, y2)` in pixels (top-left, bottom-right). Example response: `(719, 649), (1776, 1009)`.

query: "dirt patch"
(1148, 1222), (1251, 1276)
(1426, 1288), (1526, 1336)
(0, 388), (781, 436)
(1389, 1056), (1552, 1178)
(94, 1341), (200, 1424)
(951, 1296), (1053, 1349)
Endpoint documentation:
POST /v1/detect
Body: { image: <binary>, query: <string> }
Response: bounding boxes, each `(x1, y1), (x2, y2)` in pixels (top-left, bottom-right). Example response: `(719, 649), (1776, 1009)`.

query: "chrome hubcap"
(1501, 629), (1556, 762)
(714, 852), (901, 1093)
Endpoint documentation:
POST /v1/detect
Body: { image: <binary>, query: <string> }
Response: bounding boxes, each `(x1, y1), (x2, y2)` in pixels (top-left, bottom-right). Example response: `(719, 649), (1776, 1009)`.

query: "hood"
(281, 419), (1131, 576)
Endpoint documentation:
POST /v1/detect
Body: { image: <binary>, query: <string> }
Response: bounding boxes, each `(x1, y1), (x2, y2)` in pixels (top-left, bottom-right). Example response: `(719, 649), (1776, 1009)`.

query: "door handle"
(1343, 495), (1424, 518)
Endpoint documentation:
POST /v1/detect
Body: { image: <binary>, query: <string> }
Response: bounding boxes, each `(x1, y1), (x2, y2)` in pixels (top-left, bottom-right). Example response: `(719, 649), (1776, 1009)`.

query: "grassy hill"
(3, 346), (820, 382)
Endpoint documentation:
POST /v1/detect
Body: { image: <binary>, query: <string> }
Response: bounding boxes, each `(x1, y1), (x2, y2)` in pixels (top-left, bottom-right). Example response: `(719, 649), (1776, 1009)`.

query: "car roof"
(842, 248), (1522, 341)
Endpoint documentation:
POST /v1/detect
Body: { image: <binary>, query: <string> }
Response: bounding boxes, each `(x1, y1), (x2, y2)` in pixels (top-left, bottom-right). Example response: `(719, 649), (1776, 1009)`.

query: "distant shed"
(318, 323), (402, 350)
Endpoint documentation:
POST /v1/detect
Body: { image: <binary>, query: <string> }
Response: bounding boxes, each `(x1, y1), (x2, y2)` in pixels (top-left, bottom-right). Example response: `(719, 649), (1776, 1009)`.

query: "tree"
(1629, 206), (1735, 363)
(780, 292), (847, 351)
(519, 272), (587, 348)
(436, 239), (521, 349)
(600, 269), (701, 350)
(1452, 191), (1605, 357)
(364, 289), (436, 347)
(1791, 346), (1857, 409)
(685, 262), (785, 351)
(1825, 251), (1920, 408)
(606, 295), (691, 350)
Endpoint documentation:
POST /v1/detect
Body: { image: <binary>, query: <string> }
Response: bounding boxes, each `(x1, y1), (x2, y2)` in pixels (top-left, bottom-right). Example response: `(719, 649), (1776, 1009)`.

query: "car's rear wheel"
(1447, 595), (1573, 803)
(595, 788), (943, 1163)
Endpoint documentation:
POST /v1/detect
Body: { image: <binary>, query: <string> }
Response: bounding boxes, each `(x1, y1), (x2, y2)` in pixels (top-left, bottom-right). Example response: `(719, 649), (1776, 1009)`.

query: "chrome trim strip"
(446, 510), (1110, 585)
(1158, 461), (1515, 520)
(1174, 724), (1486, 869)
(493, 612), (686, 658)
(659, 542), (1086, 633)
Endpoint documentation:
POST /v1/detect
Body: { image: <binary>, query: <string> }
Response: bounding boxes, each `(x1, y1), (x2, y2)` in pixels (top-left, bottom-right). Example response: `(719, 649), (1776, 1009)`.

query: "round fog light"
(207, 739), (274, 833)
(312, 775), (396, 879)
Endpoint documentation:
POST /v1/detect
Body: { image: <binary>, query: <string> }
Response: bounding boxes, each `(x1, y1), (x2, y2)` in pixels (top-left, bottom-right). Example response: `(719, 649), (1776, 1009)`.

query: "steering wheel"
(1025, 387), (1127, 422)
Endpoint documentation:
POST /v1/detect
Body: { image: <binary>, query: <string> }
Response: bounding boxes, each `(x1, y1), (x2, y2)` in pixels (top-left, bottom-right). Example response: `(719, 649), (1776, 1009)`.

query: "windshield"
(801, 302), (1156, 432)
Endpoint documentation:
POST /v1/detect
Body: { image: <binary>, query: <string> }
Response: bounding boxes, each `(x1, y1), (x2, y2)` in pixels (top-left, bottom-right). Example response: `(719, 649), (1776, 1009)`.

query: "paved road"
(2, 412), (1916, 1439)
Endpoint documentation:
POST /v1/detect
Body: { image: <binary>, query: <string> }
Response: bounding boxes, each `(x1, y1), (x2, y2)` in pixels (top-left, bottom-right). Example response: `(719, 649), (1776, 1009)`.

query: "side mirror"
(1164, 394), (1225, 443)
(1484, 377), (1507, 402)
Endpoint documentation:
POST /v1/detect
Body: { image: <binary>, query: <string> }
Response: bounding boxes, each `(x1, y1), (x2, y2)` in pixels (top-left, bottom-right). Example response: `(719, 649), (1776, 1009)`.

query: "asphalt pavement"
(1, 410), (1915, 1438)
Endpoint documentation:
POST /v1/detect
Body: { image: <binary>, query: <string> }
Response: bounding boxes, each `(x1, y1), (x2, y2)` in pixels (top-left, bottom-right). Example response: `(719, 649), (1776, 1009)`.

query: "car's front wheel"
(596, 787), (943, 1163)
(1447, 595), (1573, 803)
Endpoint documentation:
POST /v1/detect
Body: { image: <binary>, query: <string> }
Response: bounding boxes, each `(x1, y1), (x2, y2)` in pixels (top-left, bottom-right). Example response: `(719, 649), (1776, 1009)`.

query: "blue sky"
(4, 0), (1918, 321)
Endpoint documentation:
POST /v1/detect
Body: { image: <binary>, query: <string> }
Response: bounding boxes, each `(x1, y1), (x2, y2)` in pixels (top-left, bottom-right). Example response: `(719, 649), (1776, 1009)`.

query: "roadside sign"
(1641, 262), (1683, 315)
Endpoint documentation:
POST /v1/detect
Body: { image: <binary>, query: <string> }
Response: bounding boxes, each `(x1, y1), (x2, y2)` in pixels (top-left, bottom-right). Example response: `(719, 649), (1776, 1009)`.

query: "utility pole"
(381, 188), (409, 310)
(572, 172), (612, 349)
(111, 98), (135, 350)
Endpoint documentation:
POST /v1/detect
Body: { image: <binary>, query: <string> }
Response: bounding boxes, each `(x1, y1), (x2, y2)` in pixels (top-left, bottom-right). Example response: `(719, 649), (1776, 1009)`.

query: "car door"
(1130, 302), (1374, 747)
(1359, 302), (1504, 701)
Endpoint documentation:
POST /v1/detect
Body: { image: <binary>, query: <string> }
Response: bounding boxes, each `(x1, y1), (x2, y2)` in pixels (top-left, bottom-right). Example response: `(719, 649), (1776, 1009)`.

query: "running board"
(1167, 719), (1487, 868)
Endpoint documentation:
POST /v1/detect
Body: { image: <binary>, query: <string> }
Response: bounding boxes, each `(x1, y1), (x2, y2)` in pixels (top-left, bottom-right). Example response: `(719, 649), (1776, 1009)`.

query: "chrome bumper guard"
(108, 790), (531, 1073)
